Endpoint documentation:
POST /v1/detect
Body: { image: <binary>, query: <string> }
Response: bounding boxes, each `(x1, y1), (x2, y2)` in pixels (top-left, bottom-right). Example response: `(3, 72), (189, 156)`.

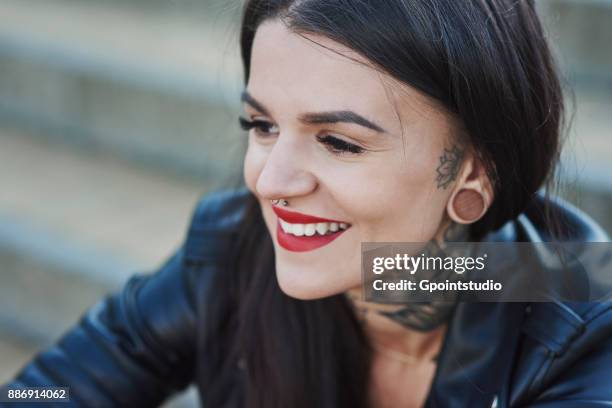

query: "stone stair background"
(0, 0), (245, 182)
(1, 0), (611, 407)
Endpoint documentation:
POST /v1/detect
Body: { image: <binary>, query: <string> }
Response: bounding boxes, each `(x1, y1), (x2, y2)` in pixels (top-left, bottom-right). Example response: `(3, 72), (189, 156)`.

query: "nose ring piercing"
(271, 199), (289, 207)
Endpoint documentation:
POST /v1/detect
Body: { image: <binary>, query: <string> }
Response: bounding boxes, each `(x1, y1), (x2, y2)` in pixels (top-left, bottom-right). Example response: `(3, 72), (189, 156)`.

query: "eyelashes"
(238, 116), (365, 155)
(315, 135), (364, 154)
(238, 117), (277, 135)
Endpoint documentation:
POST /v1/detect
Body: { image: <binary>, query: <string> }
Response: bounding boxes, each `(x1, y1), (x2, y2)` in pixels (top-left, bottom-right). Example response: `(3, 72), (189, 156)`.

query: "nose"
(255, 134), (317, 201)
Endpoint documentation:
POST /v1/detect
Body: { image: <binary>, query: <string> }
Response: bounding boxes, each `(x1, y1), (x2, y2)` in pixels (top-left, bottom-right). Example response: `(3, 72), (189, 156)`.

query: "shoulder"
(512, 301), (612, 405)
(189, 187), (252, 231)
(519, 192), (609, 242)
(183, 187), (252, 264)
(482, 194), (612, 404)
(506, 194), (612, 404)
(512, 193), (611, 352)
(485, 192), (609, 243)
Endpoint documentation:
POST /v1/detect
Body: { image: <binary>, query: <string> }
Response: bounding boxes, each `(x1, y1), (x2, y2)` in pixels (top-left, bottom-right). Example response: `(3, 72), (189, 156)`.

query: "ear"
(446, 152), (494, 224)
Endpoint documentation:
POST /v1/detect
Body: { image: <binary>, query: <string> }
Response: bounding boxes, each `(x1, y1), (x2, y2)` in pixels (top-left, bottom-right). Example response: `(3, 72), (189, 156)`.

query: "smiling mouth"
(271, 206), (351, 252)
(279, 219), (349, 236)
(276, 218), (350, 252)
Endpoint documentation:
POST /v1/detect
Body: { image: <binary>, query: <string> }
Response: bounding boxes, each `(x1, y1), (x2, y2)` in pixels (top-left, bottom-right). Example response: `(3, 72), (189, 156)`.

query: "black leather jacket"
(3, 189), (611, 407)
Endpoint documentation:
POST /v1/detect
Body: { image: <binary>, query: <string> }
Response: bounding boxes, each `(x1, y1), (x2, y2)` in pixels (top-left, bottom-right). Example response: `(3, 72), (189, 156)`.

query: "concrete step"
(0, 0), (245, 182)
(0, 331), (38, 384)
(0, 127), (214, 270)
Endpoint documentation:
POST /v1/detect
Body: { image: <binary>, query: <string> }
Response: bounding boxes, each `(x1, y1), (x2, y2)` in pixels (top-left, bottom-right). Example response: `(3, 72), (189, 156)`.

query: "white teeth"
(280, 219), (291, 233)
(292, 224), (305, 236)
(316, 222), (328, 235)
(279, 220), (349, 237)
(304, 224), (316, 236)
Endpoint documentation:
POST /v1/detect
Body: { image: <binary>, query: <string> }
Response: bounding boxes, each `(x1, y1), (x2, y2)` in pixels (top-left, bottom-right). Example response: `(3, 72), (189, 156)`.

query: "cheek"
(326, 149), (449, 241)
(388, 165), (449, 238)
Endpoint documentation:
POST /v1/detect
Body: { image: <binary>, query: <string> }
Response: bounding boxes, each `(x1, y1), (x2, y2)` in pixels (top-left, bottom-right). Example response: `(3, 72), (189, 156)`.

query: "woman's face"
(243, 20), (461, 300)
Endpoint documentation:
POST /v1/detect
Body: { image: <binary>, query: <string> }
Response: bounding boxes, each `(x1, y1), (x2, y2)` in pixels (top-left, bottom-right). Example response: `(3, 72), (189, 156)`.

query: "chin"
(275, 263), (351, 300)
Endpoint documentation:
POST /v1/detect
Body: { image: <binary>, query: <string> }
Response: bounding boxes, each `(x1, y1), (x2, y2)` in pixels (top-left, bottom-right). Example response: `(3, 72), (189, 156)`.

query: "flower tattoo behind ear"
(435, 145), (464, 189)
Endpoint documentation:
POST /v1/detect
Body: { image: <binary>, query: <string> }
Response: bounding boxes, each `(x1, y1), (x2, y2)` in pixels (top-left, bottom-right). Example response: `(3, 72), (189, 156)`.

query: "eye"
(316, 135), (365, 155)
(238, 117), (279, 137)
(239, 117), (365, 155)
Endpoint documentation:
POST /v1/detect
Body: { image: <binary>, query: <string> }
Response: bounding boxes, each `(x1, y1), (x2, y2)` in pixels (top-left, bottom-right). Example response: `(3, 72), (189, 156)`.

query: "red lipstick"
(271, 206), (350, 252)
(272, 206), (347, 224)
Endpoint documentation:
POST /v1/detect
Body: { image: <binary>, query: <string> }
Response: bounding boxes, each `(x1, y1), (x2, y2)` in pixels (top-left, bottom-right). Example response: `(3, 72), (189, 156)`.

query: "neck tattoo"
(348, 222), (470, 333)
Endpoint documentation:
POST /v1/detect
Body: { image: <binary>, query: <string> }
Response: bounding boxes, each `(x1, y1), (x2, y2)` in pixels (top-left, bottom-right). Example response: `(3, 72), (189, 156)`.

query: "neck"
(346, 287), (447, 361)
(343, 219), (467, 361)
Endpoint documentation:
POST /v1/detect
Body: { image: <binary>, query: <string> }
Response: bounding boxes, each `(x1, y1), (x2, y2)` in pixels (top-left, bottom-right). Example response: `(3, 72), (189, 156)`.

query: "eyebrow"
(241, 90), (387, 133)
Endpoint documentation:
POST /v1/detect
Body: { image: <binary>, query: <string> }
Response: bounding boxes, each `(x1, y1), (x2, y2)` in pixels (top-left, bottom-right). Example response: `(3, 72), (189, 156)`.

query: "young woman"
(5, 1), (611, 407)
